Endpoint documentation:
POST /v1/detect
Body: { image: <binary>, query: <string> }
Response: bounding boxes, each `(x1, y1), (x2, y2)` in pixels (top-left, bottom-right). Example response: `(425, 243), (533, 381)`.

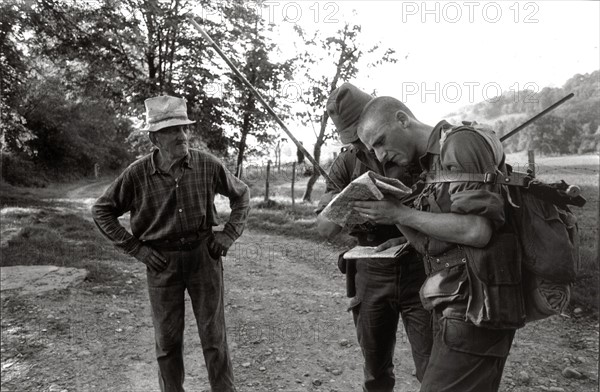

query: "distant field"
(505, 153), (598, 200)
(505, 152), (599, 169)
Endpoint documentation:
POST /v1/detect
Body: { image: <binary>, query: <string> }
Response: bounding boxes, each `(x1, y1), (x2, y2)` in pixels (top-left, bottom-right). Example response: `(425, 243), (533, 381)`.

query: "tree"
(17, 0), (248, 156)
(0, 2), (31, 154)
(220, 5), (294, 177)
(2, 0), (286, 184)
(294, 23), (397, 201)
(1, 1), (136, 179)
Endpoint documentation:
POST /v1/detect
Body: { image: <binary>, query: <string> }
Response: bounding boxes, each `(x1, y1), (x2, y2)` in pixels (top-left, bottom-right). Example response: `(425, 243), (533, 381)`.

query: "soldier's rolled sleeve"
(215, 162), (250, 241)
(441, 130), (505, 229)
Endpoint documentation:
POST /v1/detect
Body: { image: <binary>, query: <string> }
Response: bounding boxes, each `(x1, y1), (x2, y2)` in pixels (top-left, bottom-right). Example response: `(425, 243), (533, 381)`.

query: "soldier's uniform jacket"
(414, 121), (525, 329)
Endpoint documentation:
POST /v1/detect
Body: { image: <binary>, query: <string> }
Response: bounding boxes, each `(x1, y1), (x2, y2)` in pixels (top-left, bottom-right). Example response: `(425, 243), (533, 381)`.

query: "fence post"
(291, 162), (296, 208)
(277, 140), (281, 174)
(236, 163), (244, 180)
(528, 149), (535, 176)
(264, 160), (271, 202)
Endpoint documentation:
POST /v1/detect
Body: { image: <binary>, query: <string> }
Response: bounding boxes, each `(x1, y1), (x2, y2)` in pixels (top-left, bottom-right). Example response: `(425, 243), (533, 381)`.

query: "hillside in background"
(445, 70), (599, 155)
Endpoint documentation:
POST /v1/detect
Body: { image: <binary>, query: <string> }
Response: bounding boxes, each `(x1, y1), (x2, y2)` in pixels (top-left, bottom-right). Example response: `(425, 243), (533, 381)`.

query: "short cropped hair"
(361, 96), (416, 123)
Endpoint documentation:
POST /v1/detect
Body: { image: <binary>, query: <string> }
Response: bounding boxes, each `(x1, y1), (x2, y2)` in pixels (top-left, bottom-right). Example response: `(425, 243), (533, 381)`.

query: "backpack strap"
(424, 170), (530, 187)
(429, 122), (531, 187)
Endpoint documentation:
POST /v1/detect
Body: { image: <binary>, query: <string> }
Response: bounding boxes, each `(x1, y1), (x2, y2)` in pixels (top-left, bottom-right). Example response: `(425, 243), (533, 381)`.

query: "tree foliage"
(294, 22), (397, 201)
(221, 4), (294, 176)
(1, 0), (295, 185)
(1, 2), (31, 154)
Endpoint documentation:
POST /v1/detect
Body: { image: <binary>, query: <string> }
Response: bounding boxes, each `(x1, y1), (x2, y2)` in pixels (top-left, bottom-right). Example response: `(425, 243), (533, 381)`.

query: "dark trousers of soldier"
(350, 250), (433, 392)
(419, 301), (516, 392)
(146, 240), (236, 392)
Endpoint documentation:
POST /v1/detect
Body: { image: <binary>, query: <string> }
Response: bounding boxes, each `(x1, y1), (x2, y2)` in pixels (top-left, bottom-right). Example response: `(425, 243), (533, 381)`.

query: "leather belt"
(144, 231), (212, 251)
(423, 246), (467, 275)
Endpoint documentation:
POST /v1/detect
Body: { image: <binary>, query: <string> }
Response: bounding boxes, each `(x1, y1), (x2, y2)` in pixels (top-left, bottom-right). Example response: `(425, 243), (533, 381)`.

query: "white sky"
(215, 1), (600, 159)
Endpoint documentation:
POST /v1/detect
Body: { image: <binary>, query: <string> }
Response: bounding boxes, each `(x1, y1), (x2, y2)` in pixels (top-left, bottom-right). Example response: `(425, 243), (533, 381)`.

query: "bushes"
(1, 153), (48, 187)
(1, 77), (135, 184)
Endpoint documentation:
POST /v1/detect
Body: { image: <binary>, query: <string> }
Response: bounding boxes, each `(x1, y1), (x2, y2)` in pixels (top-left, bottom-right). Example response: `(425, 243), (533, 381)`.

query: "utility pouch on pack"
(509, 182), (579, 283)
(506, 180), (579, 322)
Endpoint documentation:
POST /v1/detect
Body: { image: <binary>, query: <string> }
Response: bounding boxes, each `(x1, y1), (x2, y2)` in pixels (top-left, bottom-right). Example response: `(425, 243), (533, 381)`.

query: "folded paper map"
(343, 242), (410, 259)
(321, 171), (412, 226)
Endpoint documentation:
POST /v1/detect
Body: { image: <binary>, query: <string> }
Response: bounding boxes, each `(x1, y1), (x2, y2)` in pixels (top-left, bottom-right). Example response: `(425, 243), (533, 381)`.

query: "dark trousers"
(350, 252), (433, 392)
(146, 241), (236, 392)
(420, 303), (515, 392)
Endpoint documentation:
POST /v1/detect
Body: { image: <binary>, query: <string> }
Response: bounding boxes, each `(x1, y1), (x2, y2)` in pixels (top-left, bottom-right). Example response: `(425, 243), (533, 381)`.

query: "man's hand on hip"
(209, 231), (234, 258)
(134, 245), (168, 273)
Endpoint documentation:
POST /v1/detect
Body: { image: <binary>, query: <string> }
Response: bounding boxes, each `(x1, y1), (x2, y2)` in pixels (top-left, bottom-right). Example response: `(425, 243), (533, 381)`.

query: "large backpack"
(425, 122), (584, 323)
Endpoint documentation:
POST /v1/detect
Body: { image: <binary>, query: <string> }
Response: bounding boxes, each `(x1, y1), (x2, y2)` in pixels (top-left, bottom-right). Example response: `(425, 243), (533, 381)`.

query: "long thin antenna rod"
(500, 93), (574, 142)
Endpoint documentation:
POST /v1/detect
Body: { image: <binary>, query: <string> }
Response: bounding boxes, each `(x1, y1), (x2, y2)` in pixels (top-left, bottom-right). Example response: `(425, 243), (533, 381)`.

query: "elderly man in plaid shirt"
(92, 95), (249, 392)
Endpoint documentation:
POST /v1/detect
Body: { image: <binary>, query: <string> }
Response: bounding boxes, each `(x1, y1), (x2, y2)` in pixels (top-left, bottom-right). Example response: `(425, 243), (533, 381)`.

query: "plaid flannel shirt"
(92, 149), (250, 256)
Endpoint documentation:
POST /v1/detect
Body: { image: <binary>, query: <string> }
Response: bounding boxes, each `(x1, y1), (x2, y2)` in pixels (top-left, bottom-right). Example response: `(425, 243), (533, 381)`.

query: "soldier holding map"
(315, 83), (432, 391)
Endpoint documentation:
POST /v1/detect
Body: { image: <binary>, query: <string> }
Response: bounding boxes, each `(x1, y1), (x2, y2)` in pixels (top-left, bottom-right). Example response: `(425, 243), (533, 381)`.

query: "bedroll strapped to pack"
(426, 123), (585, 323)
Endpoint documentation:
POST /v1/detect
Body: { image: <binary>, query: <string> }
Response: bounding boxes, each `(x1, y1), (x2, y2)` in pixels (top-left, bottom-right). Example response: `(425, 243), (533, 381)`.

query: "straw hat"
(143, 95), (196, 132)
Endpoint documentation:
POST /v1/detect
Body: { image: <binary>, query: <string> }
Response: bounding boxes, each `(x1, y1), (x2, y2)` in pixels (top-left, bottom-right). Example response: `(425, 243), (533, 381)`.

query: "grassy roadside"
(0, 180), (135, 293)
(216, 170), (358, 250)
(0, 179), (148, 391)
(244, 196), (356, 248)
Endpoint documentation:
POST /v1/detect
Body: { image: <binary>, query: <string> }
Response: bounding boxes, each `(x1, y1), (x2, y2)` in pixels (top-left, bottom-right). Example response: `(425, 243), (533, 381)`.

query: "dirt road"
(1, 182), (598, 392)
